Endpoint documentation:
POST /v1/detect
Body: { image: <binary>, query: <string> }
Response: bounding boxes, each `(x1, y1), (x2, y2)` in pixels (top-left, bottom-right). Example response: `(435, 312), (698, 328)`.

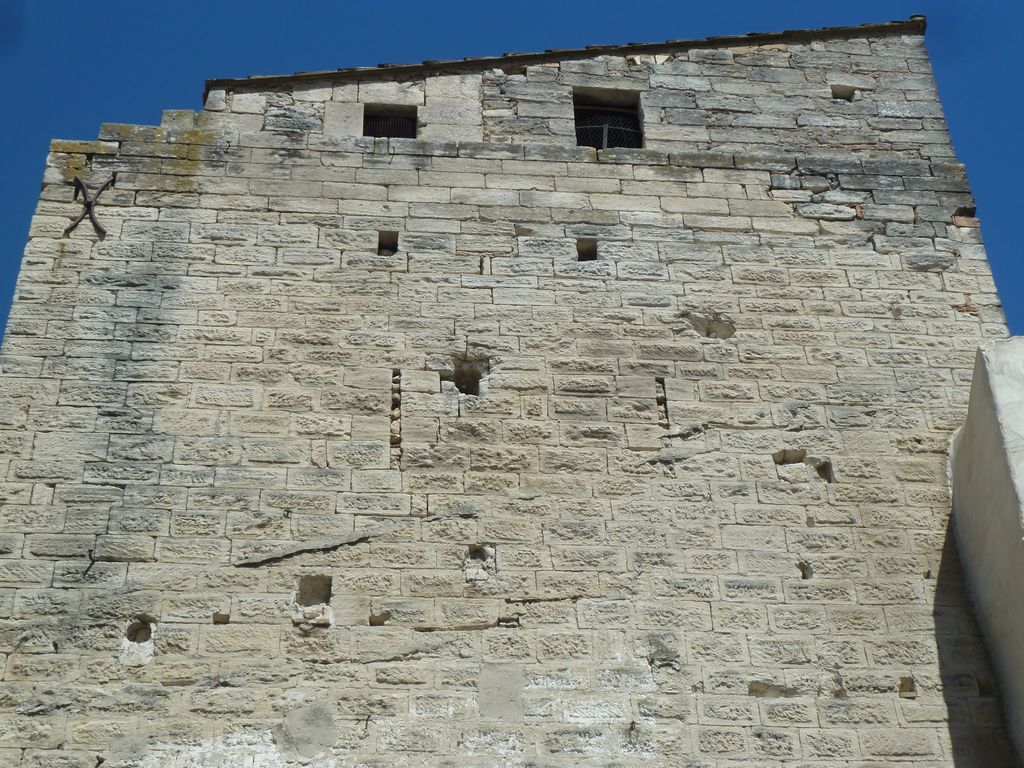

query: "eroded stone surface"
(276, 702), (339, 763)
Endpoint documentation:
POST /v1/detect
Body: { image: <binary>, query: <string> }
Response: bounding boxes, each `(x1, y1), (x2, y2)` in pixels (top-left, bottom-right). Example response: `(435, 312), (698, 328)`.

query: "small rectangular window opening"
(378, 230), (399, 256)
(576, 238), (598, 261)
(363, 105), (418, 138)
(573, 88), (642, 150)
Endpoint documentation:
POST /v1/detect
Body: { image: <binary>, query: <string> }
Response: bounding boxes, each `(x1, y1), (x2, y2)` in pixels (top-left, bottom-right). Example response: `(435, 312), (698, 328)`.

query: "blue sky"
(1, 1), (1020, 332)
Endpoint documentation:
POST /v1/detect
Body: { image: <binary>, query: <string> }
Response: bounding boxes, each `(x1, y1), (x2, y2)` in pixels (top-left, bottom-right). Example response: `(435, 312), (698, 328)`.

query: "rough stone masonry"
(0, 15), (1016, 767)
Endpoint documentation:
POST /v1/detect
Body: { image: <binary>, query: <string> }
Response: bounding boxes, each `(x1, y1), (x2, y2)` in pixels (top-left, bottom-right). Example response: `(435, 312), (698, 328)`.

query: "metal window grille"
(574, 108), (642, 149)
(363, 114), (417, 139)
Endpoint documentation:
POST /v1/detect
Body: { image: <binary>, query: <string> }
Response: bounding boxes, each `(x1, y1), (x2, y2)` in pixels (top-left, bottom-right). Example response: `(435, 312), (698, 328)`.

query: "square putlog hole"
(378, 230), (399, 256)
(576, 238), (598, 261)
(899, 676), (917, 699)
(830, 84), (858, 102)
(296, 574), (332, 607)
(442, 354), (491, 396)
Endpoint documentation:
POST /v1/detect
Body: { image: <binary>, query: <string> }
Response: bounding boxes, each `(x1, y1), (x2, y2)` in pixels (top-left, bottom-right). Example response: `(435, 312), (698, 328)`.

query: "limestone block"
(324, 101), (363, 136)
(426, 74), (482, 100)
(479, 662), (524, 720)
(358, 80), (424, 106)
(231, 92), (267, 113)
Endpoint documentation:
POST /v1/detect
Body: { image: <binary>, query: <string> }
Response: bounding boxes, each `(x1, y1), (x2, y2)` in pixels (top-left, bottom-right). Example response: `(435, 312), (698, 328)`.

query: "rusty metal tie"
(63, 174), (117, 239)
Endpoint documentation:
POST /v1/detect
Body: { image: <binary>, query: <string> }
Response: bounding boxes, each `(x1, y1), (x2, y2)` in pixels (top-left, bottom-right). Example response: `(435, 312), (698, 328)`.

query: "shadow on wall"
(934, 522), (1018, 766)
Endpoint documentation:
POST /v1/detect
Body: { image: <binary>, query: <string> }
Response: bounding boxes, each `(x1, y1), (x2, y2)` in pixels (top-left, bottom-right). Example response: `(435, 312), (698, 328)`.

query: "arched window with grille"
(573, 89), (643, 150)
(574, 107), (643, 150)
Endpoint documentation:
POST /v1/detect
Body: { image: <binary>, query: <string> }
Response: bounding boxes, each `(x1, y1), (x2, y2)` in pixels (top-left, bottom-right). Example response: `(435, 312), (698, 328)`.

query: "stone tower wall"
(0, 24), (1015, 767)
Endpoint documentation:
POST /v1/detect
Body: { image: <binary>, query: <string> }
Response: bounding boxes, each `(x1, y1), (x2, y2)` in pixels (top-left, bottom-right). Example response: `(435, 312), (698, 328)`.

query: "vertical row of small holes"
(655, 376), (669, 429)
(390, 368), (402, 461)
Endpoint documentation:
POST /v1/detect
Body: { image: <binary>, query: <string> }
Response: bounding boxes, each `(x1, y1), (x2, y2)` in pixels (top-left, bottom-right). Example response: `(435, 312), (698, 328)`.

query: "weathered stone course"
(0, 20), (1015, 768)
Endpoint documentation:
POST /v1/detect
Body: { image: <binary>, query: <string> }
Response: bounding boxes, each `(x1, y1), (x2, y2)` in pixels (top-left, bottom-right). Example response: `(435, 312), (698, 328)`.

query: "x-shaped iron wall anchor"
(63, 174), (116, 239)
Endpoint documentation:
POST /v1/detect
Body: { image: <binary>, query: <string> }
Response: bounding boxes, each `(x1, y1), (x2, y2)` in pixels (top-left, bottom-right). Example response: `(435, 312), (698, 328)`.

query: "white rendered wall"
(952, 338), (1024, 755)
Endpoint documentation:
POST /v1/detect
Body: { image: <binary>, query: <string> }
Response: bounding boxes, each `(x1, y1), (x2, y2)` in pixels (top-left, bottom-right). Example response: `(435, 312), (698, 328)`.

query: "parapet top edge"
(202, 16), (927, 101)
